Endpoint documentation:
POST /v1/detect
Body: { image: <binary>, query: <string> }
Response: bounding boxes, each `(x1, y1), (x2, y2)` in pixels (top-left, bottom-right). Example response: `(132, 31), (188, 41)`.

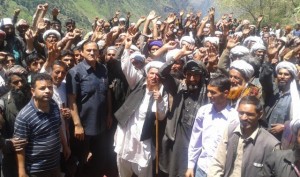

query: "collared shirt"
(14, 99), (61, 173)
(114, 85), (168, 167)
(188, 104), (238, 173)
(229, 126), (260, 177)
(66, 59), (108, 135)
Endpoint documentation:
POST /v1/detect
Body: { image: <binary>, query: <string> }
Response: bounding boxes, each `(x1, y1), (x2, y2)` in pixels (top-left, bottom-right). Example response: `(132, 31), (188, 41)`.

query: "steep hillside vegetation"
(0, 0), (214, 30)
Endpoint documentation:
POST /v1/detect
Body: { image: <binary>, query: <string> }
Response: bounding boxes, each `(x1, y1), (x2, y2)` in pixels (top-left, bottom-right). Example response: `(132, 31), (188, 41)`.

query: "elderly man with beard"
(114, 60), (168, 177)
(0, 71), (30, 177)
(158, 44), (208, 177)
(250, 42), (266, 62)
(264, 61), (300, 141)
(228, 60), (260, 108)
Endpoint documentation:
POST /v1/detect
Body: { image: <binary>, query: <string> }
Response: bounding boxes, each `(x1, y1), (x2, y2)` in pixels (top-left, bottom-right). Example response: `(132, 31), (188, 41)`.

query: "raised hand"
(201, 16), (209, 23)
(147, 10), (157, 21)
(163, 40), (178, 50)
(180, 10), (184, 17)
(25, 29), (35, 44)
(115, 10), (121, 16)
(137, 16), (146, 24)
(52, 7), (60, 16)
(166, 13), (176, 24)
(152, 16), (161, 24)
(197, 11), (202, 18)
(14, 9), (21, 16)
(208, 7), (215, 18)
(125, 36), (133, 49)
(226, 35), (240, 49)
(257, 15), (264, 22)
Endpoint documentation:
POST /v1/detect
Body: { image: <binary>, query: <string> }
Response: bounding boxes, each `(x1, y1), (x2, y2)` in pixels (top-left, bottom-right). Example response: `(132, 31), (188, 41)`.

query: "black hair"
(25, 52), (45, 66)
(60, 50), (74, 59)
(7, 72), (26, 85)
(5, 53), (15, 59)
(65, 19), (75, 26)
(31, 73), (52, 88)
(209, 75), (231, 92)
(72, 46), (81, 52)
(52, 60), (67, 70)
(82, 40), (99, 51)
(239, 96), (263, 113)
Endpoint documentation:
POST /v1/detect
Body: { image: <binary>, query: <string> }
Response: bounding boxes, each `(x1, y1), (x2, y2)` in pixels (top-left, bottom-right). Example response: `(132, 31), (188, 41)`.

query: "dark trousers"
(2, 152), (18, 177)
(70, 133), (106, 177)
(29, 167), (60, 177)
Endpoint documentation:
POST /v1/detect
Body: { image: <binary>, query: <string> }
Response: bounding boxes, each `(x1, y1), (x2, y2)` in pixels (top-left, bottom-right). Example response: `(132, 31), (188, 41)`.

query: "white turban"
(43, 29), (61, 41)
(130, 45), (139, 52)
(180, 36), (195, 47)
(276, 61), (298, 78)
(204, 37), (219, 46)
(145, 61), (164, 73)
(165, 49), (181, 62)
(250, 43), (266, 54)
(230, 45), (250, 56)
(230, 60), (254, 81)
(243, 36), (264, 47)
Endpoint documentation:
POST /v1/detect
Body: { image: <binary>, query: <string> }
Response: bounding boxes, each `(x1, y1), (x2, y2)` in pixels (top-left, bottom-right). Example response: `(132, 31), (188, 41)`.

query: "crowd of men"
(1, 2), (300, 177)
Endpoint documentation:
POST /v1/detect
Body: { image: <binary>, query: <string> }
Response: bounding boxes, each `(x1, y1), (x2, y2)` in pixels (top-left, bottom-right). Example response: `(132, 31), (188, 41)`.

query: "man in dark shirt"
(264, 61), (300, 141)
(159, 45), (208, 177)
(66, 41), (109, 177)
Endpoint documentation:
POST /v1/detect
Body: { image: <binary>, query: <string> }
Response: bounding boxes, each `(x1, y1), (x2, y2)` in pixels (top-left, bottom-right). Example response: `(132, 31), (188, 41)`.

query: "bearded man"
(0, 71), (31, 177)
(228, 60), (260, 108)
(265, 61), (300, 141)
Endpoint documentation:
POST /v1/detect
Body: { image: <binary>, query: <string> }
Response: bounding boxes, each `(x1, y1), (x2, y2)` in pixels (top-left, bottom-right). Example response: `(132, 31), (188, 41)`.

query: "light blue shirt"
(188, 103), (239, 173)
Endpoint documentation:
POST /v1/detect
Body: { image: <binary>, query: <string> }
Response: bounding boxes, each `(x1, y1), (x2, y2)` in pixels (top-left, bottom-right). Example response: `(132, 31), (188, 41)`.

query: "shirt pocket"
(80, 76), (96, 103)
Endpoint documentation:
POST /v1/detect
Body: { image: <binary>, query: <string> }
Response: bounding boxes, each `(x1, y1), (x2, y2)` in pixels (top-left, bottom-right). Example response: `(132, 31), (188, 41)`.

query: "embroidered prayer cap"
(43, 29), (61, 41)
(1, 18), (13, 26)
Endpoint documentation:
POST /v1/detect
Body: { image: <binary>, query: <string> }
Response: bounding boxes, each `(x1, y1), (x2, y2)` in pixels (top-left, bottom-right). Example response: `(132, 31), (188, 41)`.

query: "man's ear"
(257, 111), (263, 120)
(223, 89), (229, 97)
(31, 87), (35, 97)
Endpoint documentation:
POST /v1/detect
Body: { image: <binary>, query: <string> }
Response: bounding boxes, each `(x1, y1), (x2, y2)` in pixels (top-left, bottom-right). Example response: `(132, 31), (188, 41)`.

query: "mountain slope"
(0, 0), (214, 30)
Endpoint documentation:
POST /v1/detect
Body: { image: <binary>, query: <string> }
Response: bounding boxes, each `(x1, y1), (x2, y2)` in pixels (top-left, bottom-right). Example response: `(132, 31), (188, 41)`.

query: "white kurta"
(114, 87), (167, 168)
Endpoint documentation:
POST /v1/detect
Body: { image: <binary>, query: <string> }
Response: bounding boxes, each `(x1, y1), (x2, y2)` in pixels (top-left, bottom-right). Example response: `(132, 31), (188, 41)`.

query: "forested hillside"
(0, 0), (213, 30)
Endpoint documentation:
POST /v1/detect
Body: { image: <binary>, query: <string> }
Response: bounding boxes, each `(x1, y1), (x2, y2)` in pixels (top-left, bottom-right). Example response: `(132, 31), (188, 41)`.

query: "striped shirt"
(14, 99), (61, 173)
